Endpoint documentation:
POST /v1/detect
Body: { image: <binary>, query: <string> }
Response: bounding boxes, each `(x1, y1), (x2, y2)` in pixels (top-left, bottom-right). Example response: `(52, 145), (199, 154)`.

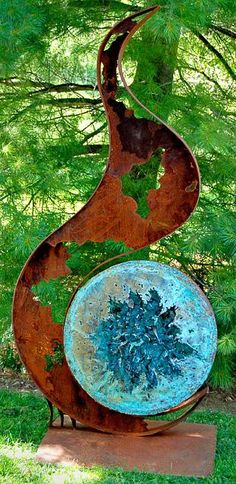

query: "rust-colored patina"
(13, 6), (202, 435)
(36, 418), (217, 477)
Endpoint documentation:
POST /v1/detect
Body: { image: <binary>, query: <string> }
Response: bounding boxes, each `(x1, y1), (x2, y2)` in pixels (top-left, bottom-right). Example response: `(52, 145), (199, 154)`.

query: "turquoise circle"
(64, 261), (217, 415)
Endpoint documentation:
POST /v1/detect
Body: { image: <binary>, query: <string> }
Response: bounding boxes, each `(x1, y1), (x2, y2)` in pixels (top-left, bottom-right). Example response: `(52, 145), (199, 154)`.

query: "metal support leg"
(46, 399), (54, 427)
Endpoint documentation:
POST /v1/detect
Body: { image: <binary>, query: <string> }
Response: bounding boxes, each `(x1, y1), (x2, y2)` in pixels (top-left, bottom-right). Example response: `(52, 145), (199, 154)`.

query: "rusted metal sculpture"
(13, 6), (216, 435)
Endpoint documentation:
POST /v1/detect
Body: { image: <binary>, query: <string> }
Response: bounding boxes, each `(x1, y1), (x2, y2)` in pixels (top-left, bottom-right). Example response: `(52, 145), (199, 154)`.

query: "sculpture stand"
(36, 416), (216, 477)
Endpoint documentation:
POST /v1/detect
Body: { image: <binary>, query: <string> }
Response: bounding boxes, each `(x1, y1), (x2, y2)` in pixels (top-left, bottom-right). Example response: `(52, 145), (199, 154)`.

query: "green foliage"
(0, 0), (235, 390)
(0, 341), (22, 372)
(0, 0), (47, 76)
(0, 389), (236, 482)
(44, 341), (64, 372)
(32, 278), (73, 324)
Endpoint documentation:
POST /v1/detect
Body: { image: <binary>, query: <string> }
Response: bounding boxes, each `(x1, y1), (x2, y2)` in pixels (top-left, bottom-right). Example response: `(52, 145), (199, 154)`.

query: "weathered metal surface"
(64, 261), (217, 415)
(13, 6), (204, 434)
(36, 419), (217, 477)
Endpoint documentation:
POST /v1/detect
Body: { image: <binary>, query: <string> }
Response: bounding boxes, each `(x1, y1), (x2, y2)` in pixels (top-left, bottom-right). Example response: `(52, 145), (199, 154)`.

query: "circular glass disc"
(64, 261), (217, 415)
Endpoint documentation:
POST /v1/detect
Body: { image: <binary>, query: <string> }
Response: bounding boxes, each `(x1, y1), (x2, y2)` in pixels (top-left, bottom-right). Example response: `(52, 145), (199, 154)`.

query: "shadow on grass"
(0, 389), (235, 483)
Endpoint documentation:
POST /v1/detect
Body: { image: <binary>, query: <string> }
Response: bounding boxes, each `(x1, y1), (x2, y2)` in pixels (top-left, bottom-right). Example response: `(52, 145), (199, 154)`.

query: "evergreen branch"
(22, 192), (39, 213)
(199, 71), (229, 96)
(9, 98), (101, 123)
(81, 122), (107, 144)
(44, 98), (101, 107)
(161, 249), (208, 289)
(38, 109), (99, 124)
(78, 144), (108, 154)
(210, 24), (236, 39)
(68, 0), (139, 13)
(30, 83), (97, 96)
(192, 30), (236, 80)
(0, 77), (52, 89)
(0, 194), (9, 202)
(0, 78), (97, 95)
(179, 63), (233, 97)
(177, 67), (195, 94)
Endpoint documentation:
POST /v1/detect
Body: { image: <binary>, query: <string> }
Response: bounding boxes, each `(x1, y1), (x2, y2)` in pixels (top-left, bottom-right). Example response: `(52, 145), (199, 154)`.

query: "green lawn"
(0, 389), (235, 483)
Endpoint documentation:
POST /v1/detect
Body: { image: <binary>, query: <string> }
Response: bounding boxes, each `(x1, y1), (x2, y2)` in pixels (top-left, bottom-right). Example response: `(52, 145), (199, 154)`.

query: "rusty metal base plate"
(36, 418), (216, 477)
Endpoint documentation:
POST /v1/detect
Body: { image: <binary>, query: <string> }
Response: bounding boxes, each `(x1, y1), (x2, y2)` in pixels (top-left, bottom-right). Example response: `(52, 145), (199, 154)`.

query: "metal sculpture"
(13, 5), (217, 435)
(64, 261), (216, 416)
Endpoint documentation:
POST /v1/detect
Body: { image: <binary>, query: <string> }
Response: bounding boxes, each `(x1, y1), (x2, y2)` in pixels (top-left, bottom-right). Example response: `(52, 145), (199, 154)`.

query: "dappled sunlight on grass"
(0, 441), (34, 460)
(0, 443), (103, 483)
(48, 468), (101, 483)
(0, 389), (235, 483)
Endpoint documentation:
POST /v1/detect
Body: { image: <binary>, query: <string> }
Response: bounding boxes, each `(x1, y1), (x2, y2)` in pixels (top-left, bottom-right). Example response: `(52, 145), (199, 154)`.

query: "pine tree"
(0, 0), (235, 388)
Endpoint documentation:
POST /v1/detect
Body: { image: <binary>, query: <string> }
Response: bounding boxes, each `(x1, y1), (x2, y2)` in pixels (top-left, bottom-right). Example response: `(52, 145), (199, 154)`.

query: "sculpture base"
(36, 417), (216, 477)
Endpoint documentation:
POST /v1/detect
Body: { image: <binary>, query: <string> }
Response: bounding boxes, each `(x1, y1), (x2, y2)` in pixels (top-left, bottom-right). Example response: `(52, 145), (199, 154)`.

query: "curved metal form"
(13, 6), (202, 435)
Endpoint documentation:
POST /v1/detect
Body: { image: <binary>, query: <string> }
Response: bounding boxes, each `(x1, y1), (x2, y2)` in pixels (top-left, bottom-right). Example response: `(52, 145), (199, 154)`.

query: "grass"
(0, 389), (235, 483)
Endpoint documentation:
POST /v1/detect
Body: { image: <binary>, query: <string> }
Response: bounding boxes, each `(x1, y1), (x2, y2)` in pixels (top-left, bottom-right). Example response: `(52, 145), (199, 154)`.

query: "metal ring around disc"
(64, 261), (217, 416)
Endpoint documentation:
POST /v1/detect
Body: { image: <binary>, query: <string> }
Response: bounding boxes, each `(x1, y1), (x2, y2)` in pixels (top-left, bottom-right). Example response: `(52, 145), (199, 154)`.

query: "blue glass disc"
(64, 261), (217, 415)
